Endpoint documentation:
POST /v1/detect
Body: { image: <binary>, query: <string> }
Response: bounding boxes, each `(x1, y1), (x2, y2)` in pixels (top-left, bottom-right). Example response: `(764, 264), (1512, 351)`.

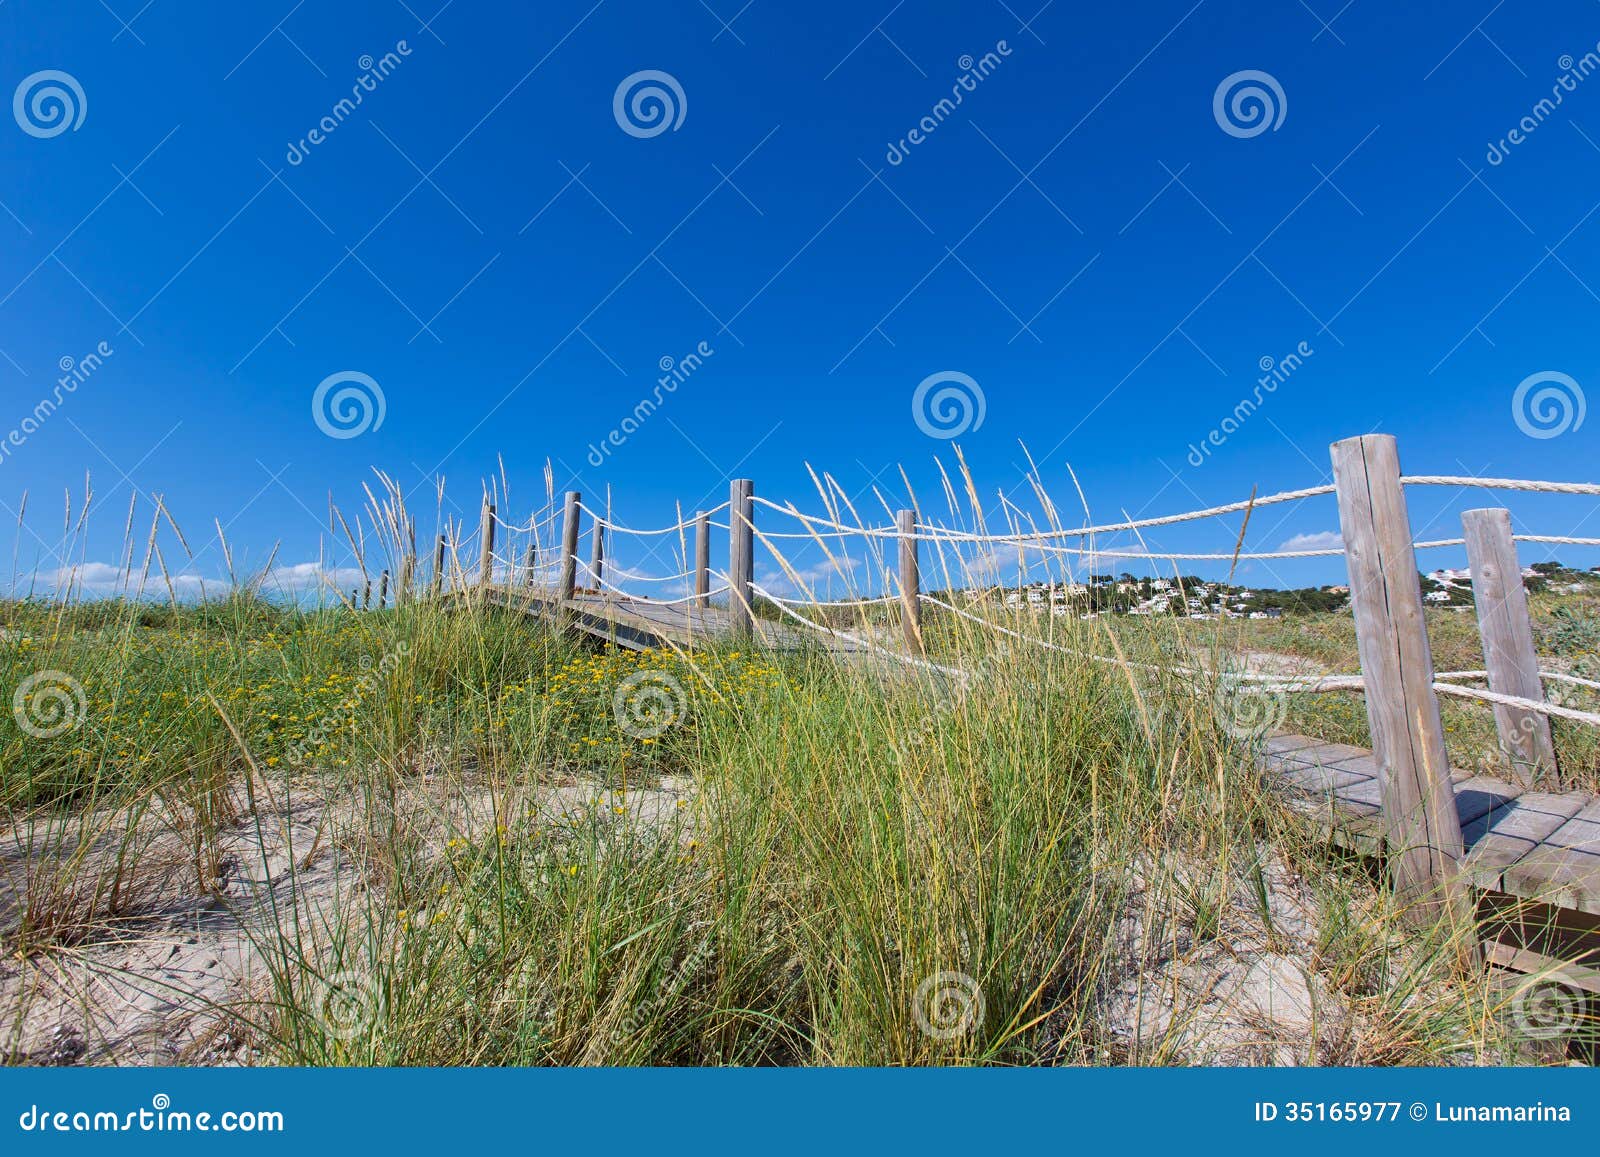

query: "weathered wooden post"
(898, 508), (923, 655)
(1330, 434), (1473, 935)
(1462, 507), (1557, 784)
(377, 569), (389, 610)
(397, 554), (414, 607)
(558, 491), (581, 601)
(432, 532), (447, 597)
(729, 479), (754, 640)
(694, 511), (711, 609)
(479, 500), (496, 587)
(590, 520), (605, 591)
(523, 541), (539, 587)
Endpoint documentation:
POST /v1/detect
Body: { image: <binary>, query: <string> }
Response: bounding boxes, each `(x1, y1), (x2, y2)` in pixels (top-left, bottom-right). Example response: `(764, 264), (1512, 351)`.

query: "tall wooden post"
(590, 520), (605, 591)
(432, 532), (447, 597)
(523, 541), (539, 587)
(558, 491), (581, 601)
(1463, 507), (1557, 784)
(694, 511), (710, 608)
(378, 569), (389, 610)
(1331, 434), (1472, 933)
(729, 479), (754, 640)
(898, 508), (922, 655)
(479, 501), (496, 587)
(397, 554), (414, 607)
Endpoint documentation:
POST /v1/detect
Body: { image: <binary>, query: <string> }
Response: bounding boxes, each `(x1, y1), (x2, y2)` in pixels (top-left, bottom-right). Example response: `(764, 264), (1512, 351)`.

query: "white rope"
(914, 484), (1337, 543)
(1432, 681), (1600, 726)
(593, 584), (728, 607)
(578, 501), (729, 536)
(747, 582), (970, 678)
(758, 590), (901, 609)
(1541, 670), (1600, 692)
(749, 497), (899, 538)
(919, 593), (1170, 673)
(918, 538), (1345, 561)
(1404, 476), (1600, 496)
(1432, 668), (1600, 693)
(751, 488), (1338, 552)
(1517, 534), (1600, 546)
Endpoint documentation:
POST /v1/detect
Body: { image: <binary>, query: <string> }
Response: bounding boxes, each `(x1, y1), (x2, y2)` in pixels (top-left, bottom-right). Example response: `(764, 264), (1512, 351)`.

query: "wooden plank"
(1505, 846), (1600, 916)
(1262, 733), (1324, 757)
(1450, 775), (1524, 829)
(1276, 741), (1376, 769)
(1462, 792), (1588, 891)
(1484, 941), (1600, 996)
(1541, 797), (1600, 852)
(590, 518), (605, 589)
(729, 479), (754, 640)
(1270, 760), (1374, 794)
(1463, 507), (1557, 784)
(898, 509), (922, 656)
(1330, 433), (1471, 929)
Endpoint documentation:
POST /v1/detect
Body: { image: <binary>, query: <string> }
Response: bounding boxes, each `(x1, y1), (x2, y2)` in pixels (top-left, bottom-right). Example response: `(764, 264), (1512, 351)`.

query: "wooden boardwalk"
(1261, 733), (1600, 987)
(464, 584), (870, 653)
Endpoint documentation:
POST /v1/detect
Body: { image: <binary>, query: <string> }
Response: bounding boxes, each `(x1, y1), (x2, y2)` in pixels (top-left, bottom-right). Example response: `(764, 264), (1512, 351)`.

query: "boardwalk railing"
(379, 434), (1600, 913)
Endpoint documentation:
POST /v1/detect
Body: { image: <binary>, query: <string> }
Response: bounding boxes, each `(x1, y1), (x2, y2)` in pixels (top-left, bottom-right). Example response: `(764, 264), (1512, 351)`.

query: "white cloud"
(1277, 531), (1343, 552)
(35, 562), (212, 596)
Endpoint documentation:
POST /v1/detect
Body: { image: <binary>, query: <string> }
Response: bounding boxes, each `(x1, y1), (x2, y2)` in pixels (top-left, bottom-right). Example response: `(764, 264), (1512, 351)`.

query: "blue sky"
(4, 0), (1600, 599)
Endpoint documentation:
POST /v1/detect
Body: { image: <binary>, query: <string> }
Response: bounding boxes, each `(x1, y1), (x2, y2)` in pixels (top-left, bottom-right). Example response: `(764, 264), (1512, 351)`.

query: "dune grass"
(2, 586), (1559, 1067)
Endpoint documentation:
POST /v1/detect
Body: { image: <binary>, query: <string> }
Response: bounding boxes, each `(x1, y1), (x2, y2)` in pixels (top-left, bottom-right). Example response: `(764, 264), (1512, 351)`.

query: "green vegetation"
(0, 591), (1551, 1067)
